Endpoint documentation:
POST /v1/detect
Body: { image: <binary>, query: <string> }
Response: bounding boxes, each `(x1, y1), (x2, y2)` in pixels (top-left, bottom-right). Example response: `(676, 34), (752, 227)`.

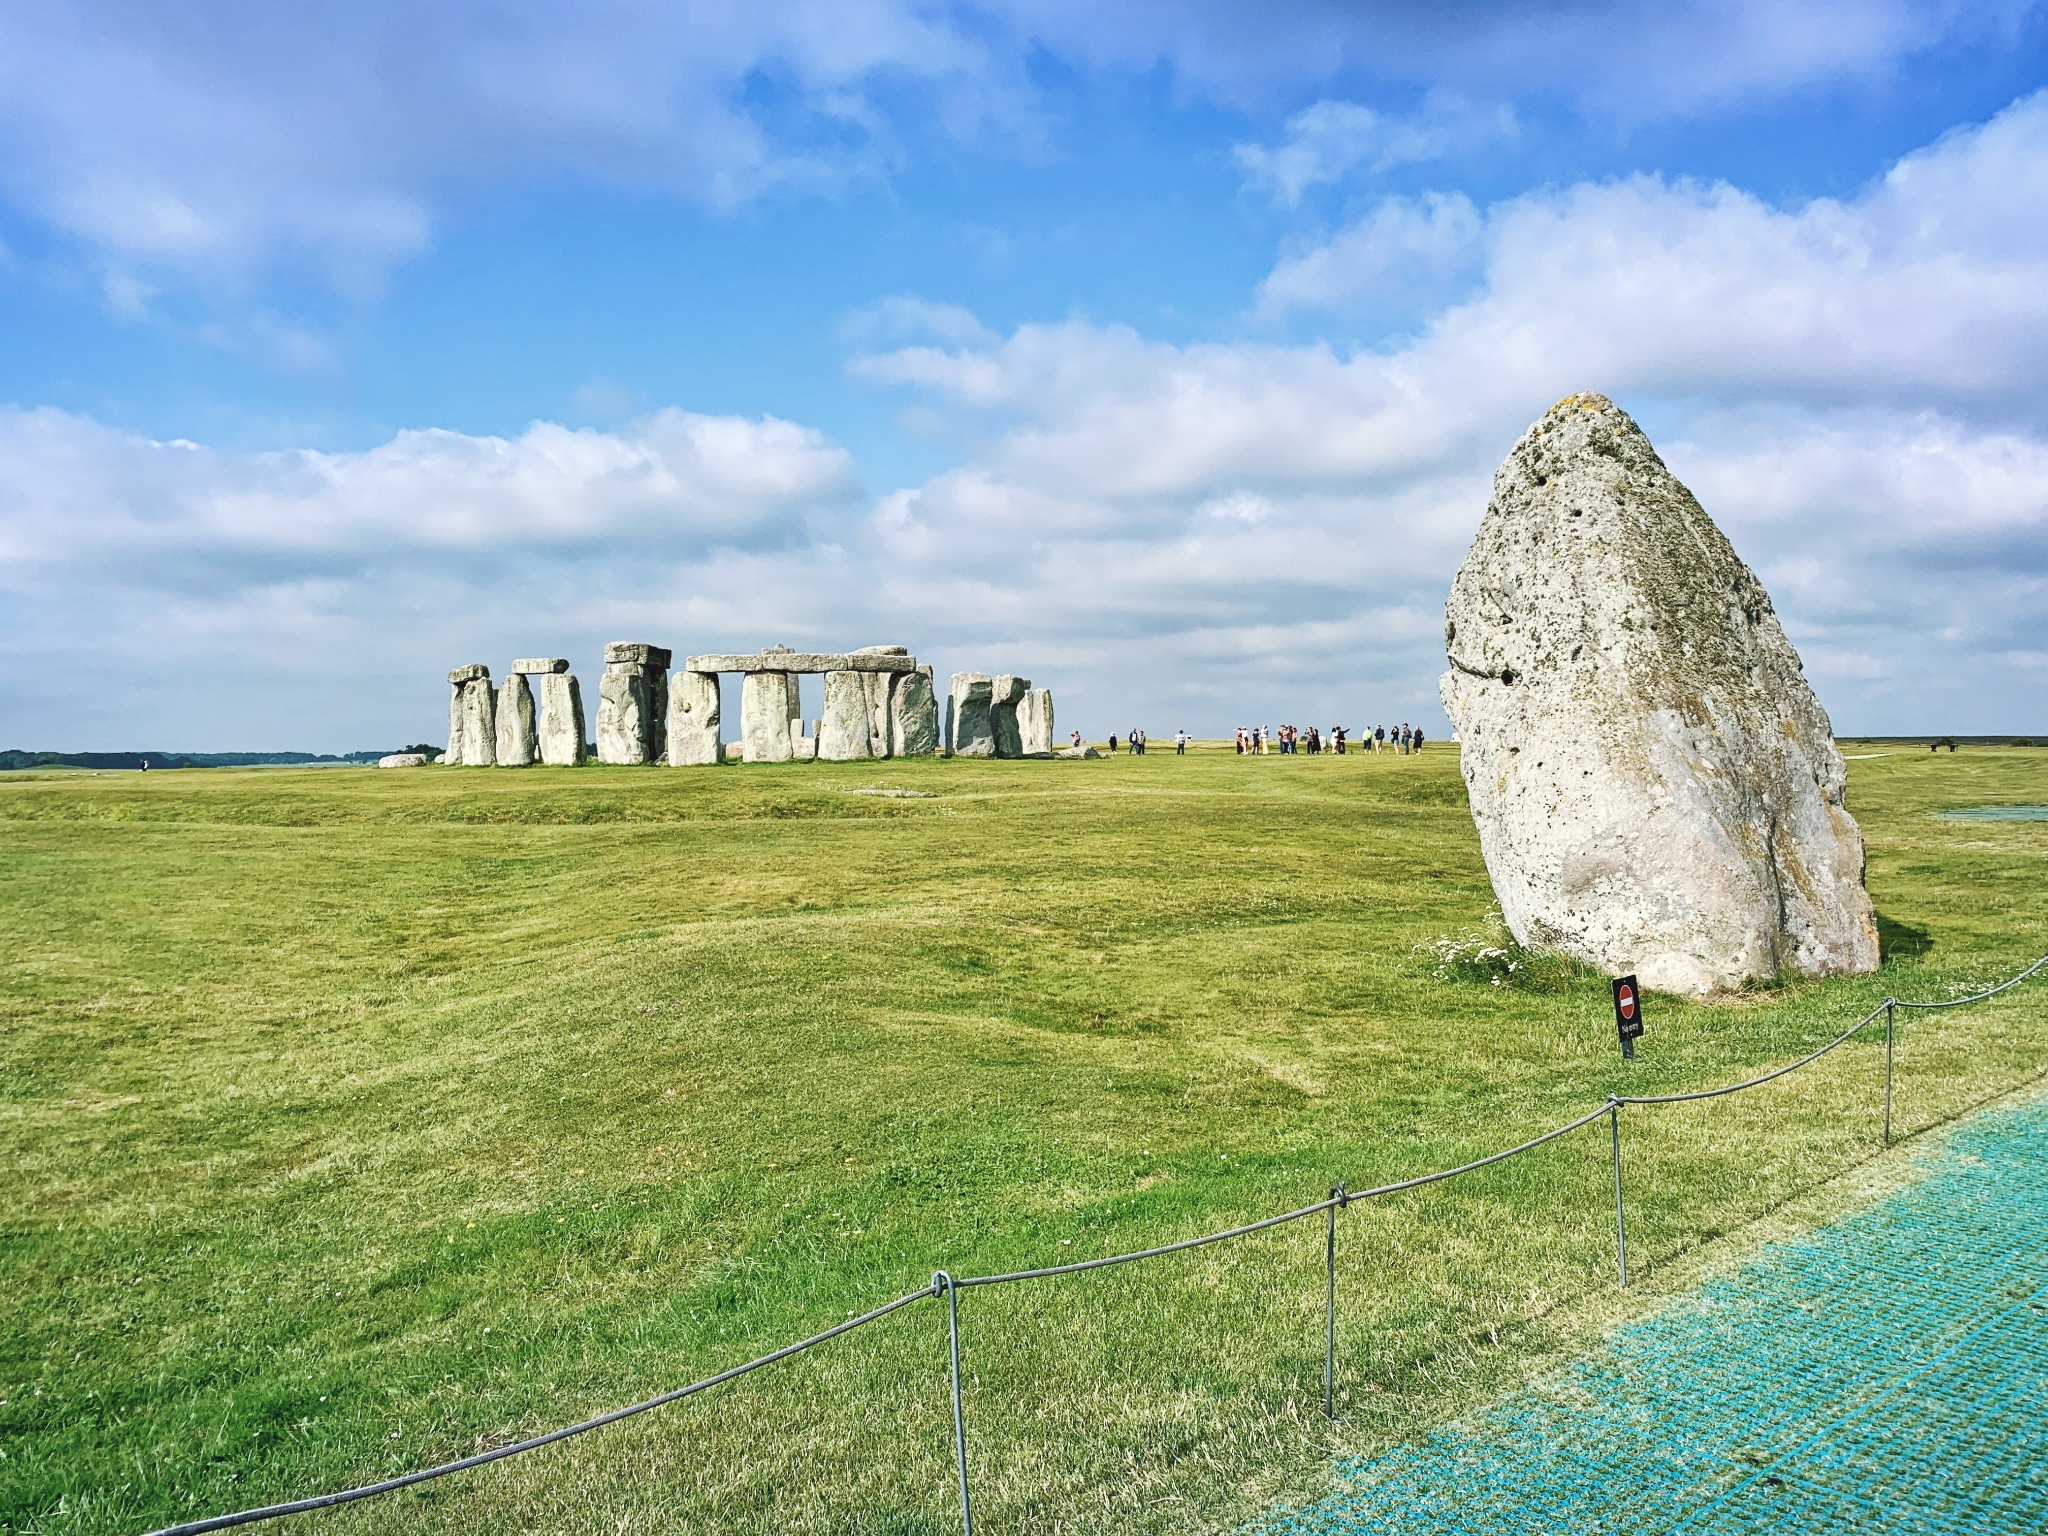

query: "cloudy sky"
(3, 1), (2046, 749)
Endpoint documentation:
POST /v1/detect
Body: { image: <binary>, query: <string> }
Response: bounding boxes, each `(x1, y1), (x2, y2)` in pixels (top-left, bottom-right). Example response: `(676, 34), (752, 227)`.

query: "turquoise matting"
(1258, 1100), (2048, 1535)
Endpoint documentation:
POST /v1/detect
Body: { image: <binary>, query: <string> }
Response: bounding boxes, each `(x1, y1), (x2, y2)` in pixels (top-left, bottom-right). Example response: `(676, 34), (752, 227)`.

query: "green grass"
(2, 741), (2044, 1535)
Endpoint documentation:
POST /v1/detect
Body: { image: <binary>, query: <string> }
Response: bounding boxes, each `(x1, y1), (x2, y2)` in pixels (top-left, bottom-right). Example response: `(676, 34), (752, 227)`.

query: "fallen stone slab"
(1055, 744), (1101, 759)
(377, 753), (429, 768)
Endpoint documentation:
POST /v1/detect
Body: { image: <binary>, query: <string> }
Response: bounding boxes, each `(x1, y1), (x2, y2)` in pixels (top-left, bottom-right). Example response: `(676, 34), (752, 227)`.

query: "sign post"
(1612, 974), (1643, 1058)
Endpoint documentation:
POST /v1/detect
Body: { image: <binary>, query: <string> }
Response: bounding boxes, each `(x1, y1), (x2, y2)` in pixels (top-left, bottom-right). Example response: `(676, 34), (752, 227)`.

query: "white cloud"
(1234, 97), (1513, 205)
(0, 1), (2027, 297)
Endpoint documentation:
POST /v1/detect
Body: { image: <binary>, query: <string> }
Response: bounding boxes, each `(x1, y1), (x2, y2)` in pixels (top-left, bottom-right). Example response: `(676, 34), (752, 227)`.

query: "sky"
(3, 1), (2047, 750)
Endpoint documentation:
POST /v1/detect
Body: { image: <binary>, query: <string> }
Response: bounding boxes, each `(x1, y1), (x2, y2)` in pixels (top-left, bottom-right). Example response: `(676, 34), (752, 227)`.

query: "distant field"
(3, 742), (2044, 1535)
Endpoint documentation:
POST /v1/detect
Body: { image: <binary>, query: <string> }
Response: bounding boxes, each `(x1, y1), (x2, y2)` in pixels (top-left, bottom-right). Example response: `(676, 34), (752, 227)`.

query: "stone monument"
(892, 666), (940, 757)
(597, 643), (671, 765)
(445, 663), (496, 767)
(1017, 687), (1055, 758)
(989, 675), (1029, 758)
(666, 669), (721, 767)
(1440, 392), (1881, 994)
(946, 673), (996, 757)
(524, 660), (585, 766)
(496, 672), (538, 766)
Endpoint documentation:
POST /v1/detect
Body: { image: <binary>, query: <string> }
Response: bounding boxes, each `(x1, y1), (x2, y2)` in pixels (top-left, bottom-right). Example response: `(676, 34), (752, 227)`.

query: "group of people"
(1095, 724), (1430, 755)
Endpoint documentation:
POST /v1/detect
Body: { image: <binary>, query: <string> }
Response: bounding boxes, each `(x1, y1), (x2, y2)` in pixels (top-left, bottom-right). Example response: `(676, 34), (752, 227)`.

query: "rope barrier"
(137, 952), (2048, 1536)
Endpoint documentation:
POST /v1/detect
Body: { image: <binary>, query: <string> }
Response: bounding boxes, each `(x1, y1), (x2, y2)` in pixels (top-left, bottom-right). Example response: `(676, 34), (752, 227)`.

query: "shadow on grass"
(1875, 910), (1933, 963)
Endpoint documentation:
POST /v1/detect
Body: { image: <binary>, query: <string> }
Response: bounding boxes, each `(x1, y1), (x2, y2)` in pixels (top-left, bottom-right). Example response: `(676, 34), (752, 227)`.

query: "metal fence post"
(1883, 1000), (1896, 1148)
(933, 1272), (973, 1536)
(1323, 1183), (1345, 1419)
(1609, 1099), (1628, 1289)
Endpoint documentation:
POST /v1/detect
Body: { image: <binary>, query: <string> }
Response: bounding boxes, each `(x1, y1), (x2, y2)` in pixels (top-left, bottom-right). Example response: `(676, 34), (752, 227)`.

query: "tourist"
(1413, 726), (1426, 753)
(1175, 729), (1188, 755)
(1070, 730), (1082, 750)
(1109, 734), (1118, 753)
(1333, 726), (1346, 754)
(1374, 724), (1386, 754)
(1260, 726), (1271, 755)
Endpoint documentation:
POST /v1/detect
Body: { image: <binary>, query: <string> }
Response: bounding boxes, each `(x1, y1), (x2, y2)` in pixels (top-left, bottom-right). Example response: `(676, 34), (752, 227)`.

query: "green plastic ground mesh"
(1259, 1100), (2048, 1534)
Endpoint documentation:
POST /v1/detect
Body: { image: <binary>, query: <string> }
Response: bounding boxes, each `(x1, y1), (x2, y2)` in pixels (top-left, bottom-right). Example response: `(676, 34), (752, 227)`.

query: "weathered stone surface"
(793, 734), (819, 761)
(1017, 688), (1055, 757)
(818, 670), (873, 761)
(448, 663), (488, 685)
(604, 642), (673, 668)
(1440, 392), (1880, 995)
(538, 673), (586, 765)
(377, 753), (430, 768)
(666, 670), (722, 766)
(496, 674), (537, 766)
(891, 665), (940, 758)
(458, 677), (497, 767)
(597, 664), (653, 764)
(852, 648), (906, 758)
(741, 672), (795, 763)
(1055, 744), (1101, 759)
(990, 674), (1030, 758)
(687, 650), (916, 674)
(511, 657), (570, 675)
(648, 668), (670, 764)
(445, 684), (465, 765)
(946, 673), (996, 757)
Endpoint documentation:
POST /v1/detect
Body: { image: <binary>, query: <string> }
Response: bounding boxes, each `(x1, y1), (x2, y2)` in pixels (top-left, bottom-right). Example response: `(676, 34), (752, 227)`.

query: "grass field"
(2, 742), (2044, 1535)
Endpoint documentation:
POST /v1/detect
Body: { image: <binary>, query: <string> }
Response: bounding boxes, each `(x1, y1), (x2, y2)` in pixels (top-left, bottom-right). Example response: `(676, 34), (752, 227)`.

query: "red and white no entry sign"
(1612, 973), (1644, 1053)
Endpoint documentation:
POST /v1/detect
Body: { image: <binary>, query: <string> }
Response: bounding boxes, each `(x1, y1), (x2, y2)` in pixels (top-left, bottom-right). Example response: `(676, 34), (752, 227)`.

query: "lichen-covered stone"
(891, 666), (940, 758)
(947, 673), (995, 757)
(818, 670), (873, 761)
(537, 673), (586, 765)
(990, 674), (1030, 758)
(496, 674), (537, 766)
(458, 676), (497, 767)
(666, 670), (722, 766)
(1440, 392), (1880, 994)
(741, 671), (795, 763)
(1018, 688), (1055, 757)
(597, 663), (653, 764)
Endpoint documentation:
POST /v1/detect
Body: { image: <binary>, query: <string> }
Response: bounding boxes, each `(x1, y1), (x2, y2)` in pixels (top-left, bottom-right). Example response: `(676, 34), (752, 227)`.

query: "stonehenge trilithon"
(989, 675), (1029, 758)
(597, 643), (671, 765)
(1440, 392), (1881, 995)
(443, 643), (957, 769)
(666, 670), (722, 767)
(1017, 688), (1055, 757)
(537, 673), (586, 765)
(946, 673), (996, 756)
(496, 674), (537, 766)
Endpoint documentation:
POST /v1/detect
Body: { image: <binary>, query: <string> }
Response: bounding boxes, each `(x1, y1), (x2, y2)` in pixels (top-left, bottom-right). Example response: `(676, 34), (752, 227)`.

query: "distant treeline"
(0, 749), (402, 771)
(1838, 736), (2040, 747)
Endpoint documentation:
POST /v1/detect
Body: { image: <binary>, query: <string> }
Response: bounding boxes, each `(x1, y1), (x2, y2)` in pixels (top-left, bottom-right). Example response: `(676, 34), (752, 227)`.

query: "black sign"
(1613, 974), (1644, 1058)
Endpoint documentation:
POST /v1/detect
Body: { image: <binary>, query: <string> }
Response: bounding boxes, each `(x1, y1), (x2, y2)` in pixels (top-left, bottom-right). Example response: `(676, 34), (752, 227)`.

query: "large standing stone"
(597, 664), (653, 764)
(596, 643), (670, 764)
(852, 646), (908, 758)
(666, 670), (722, 766)
(496, 674), (537, 766)
(1440, 392), (1880, 995)
(445, 664), (487, 765)
(741, 671), (796, 763)
(537, 673), (586, 765)
(891, 665), (940, 758)
(458, 675), (497, 767)
(946, 673), (996, 757)
(818, 670), (873, 761)
(989, 675), (1030, 758)
(1017, 688), (1055, 758)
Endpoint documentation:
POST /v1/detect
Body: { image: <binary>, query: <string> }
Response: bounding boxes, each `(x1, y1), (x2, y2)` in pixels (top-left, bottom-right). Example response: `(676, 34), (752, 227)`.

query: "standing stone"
(1017, 688), (1055, 758)
(496, 674), (537, 766)
(741, 671), (796, 763)
(537, 673), (586, 765)
(891, 665), (940, 758)
(458, 675), (497, 767)
(851, 646), (907, 758)
(445, 664), (487, 765)
(1440, 392), (1880, 995)
(946, 673), (996, 757)
(818, 670), (873, 761)
(666, 670), (722, 767)
(597, 664), (652, 764)
(597, 643), (671, 764)
(990, 675), (1030, 758)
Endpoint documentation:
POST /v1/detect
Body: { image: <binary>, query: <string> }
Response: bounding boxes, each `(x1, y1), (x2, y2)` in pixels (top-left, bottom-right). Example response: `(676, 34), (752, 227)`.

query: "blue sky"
(3, 1), (2047, 749)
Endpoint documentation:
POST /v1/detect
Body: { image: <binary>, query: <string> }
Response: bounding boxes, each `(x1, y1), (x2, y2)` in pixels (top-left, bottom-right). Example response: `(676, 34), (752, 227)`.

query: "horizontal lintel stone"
(686, 652), (916, 674)
(510, 657), (570, 675)
(447, 663), (489, 684)
(604, 642), (673, 667)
